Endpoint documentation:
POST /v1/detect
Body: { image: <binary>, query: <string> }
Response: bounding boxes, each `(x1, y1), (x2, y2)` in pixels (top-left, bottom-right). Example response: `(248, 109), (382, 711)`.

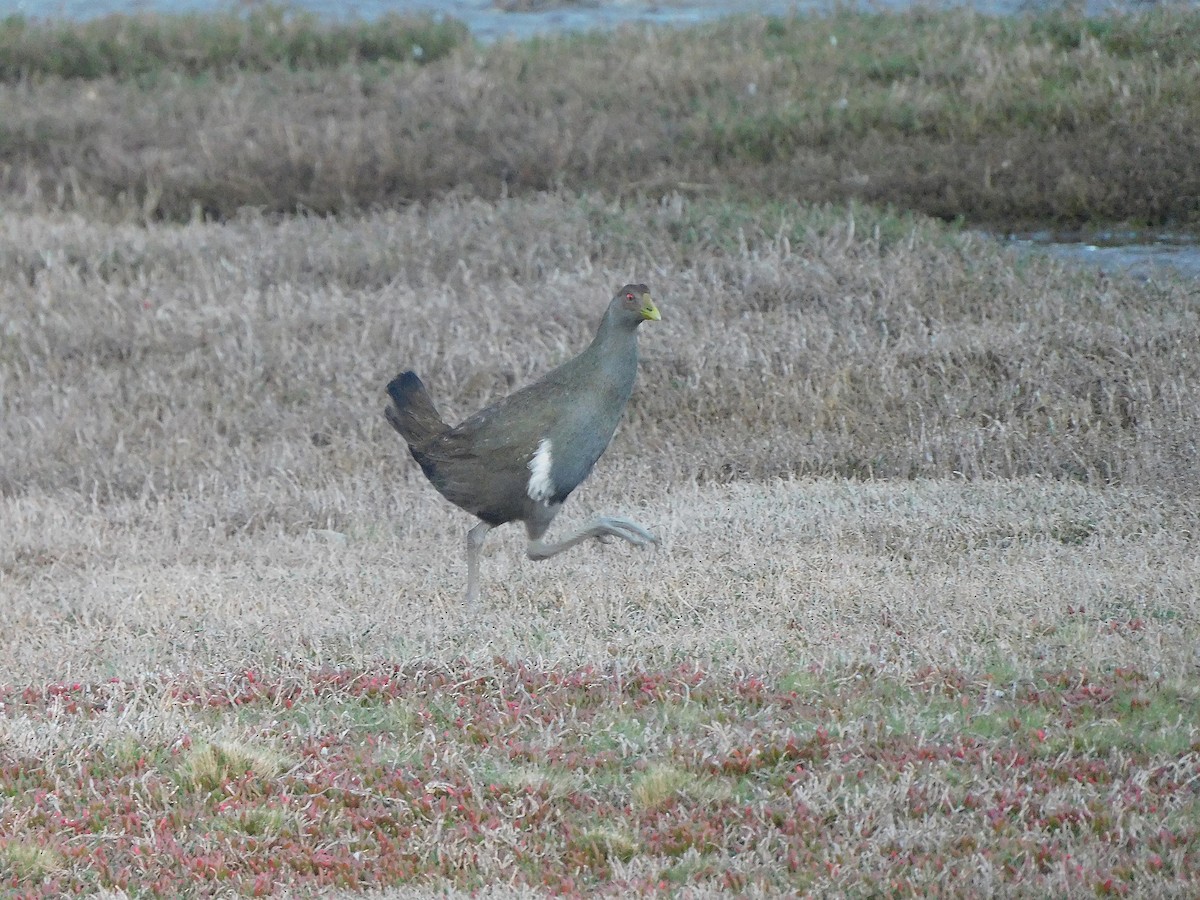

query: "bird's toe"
(607, 521), (657, 548)
(633, 532), (659, 549)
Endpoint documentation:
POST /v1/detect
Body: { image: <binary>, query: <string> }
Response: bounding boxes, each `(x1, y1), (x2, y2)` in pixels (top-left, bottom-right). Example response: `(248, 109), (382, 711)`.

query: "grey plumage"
(385, 283), (661, 604)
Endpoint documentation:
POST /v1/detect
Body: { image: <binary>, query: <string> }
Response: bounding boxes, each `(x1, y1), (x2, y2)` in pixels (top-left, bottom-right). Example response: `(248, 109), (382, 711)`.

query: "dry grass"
(1, 190), (1197, 678)
(1, 7), (1199, 227)
(3, 194), (1196, 499)
(1, 190), (1198, 894)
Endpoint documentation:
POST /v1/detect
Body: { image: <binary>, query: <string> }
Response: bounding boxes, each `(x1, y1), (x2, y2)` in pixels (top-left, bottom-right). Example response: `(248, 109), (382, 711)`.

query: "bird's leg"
(465, 521), (492, 605)
(526, 516), (658, 562)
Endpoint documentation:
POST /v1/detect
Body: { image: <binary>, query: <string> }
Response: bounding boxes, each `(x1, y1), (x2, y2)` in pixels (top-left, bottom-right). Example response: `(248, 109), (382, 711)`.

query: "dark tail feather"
(385, 371), (449, 447)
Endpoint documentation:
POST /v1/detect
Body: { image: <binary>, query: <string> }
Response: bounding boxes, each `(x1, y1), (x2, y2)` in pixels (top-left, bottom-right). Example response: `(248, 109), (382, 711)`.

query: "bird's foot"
(592, 516), (658, 549)
(526, 516), (658, 562)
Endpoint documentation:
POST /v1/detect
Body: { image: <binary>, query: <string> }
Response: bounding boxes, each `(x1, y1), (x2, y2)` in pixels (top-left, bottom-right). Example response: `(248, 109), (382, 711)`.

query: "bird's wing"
(419, 402), (547, 522)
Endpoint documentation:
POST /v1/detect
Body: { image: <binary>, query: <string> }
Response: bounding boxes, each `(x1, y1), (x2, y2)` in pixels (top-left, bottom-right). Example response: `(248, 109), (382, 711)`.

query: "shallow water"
(3, 0), (795, 37)
(1008, 231), (1200, 280)
(0, 0), (1155, 37)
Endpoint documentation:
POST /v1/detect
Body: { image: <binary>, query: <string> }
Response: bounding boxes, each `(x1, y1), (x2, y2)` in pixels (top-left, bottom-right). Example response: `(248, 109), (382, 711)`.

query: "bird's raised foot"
(526, 516), (658, 562)
(590, 516), (658, 549)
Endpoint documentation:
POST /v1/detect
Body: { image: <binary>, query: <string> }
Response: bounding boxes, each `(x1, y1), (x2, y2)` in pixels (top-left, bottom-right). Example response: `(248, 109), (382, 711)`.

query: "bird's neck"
(584, 310), (638, 375)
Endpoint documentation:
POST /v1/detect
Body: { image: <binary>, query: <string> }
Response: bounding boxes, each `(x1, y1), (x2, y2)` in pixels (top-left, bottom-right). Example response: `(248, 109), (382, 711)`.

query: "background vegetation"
(0, 4), (1198, 227)
(1, 4), (1198, 897)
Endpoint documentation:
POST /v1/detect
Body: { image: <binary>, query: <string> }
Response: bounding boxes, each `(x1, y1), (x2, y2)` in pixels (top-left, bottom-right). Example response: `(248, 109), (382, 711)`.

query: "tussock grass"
(570, 825), (639, 865)
(175, 738), (294, 794)
(0, 6), (464, 81)
(630, 762), (691, 810)
(1, 7), (1198, 227)
(0, 841), (66, 882)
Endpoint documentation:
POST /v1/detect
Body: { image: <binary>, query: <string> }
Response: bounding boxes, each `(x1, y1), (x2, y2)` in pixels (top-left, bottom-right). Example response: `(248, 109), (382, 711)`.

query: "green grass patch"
(1, 6), (1198, 227)
(0, 5), (466, 81)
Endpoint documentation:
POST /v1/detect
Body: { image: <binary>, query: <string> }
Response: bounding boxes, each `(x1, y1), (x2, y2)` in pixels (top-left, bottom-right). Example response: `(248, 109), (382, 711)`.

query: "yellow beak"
(640, 293), (661, 322)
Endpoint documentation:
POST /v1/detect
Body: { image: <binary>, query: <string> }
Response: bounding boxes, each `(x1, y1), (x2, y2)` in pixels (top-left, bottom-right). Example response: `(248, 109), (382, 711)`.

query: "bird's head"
(614, 283), (660, 326)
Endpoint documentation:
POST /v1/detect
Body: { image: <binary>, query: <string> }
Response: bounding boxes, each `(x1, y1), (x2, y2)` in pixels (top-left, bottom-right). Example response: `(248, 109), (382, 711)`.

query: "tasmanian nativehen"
(385, 284), (661, 604)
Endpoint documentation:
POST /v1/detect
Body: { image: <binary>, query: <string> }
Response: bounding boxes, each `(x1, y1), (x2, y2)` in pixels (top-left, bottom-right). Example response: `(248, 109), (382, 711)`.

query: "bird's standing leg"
(465, 521), (492, 605)
(526, 516), (658, 562)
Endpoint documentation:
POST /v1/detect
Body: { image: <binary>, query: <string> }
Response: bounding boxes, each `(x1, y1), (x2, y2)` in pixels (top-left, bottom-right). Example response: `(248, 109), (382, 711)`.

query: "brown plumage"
(386, 284), (661, 604)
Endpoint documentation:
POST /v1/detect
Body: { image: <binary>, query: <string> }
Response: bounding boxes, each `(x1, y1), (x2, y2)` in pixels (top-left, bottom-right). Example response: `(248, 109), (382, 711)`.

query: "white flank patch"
(527, 438), (555, 503)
